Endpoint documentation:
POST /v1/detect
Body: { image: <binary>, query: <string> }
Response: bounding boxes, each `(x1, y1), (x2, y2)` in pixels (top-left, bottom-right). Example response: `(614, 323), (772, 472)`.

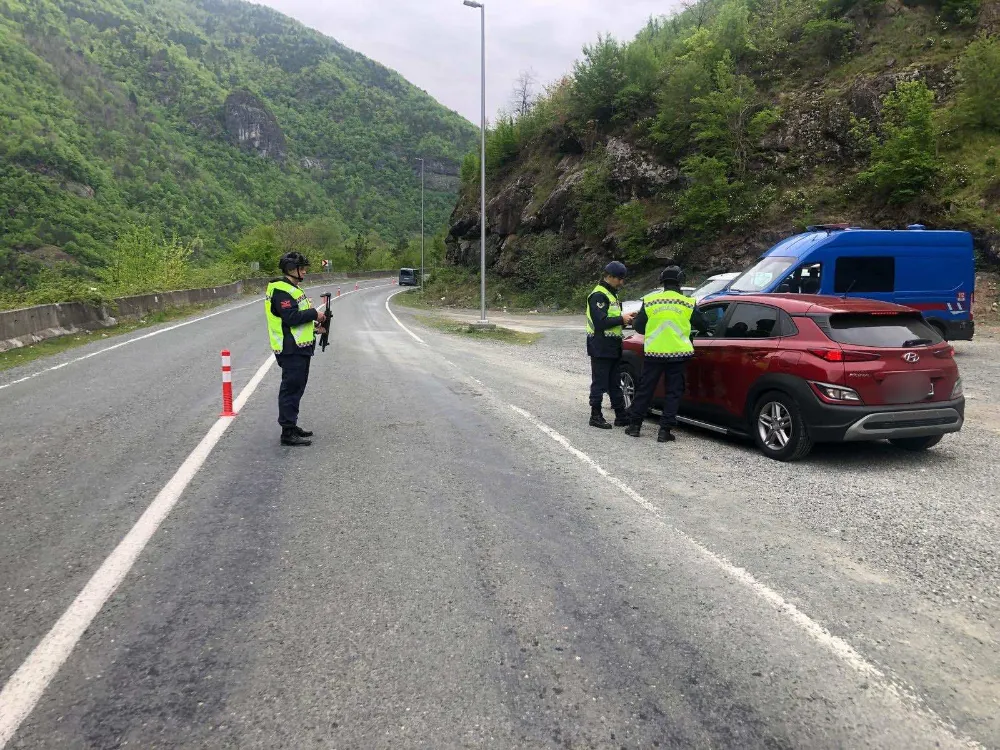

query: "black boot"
(614, 411), (630, 427)
(624, 423), (642, 438)
(293, 426), (314, 438)
(657, 427), (676, 443)
(589, 407), (613, 430)
(281, 427), (312, 446)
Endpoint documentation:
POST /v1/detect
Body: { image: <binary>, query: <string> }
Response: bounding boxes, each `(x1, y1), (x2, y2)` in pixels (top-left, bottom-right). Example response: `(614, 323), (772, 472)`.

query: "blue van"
(714, 225), (975, 340)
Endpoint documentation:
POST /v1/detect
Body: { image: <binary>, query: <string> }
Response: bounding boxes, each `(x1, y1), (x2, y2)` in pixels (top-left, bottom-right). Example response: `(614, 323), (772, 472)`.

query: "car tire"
(889, 435), (943, 451)
(751, 391), (813, 462)
(620, 363), (638, 414)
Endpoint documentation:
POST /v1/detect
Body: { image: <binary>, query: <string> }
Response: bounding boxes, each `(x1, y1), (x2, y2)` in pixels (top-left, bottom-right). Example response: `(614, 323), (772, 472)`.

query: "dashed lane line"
(384, 289), (982, 750)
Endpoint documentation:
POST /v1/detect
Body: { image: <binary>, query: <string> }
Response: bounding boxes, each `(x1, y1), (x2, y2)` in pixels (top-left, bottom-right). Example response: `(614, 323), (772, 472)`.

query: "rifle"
(318, 292), (332, 352)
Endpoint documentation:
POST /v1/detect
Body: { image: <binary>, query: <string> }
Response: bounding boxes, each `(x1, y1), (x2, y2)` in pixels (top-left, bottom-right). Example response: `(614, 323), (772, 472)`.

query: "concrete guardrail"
(0, 270), (395, 353)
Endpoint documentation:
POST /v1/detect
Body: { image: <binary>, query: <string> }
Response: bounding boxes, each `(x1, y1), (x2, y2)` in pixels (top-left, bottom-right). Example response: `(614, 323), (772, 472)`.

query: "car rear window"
(825, 313), (943, 348)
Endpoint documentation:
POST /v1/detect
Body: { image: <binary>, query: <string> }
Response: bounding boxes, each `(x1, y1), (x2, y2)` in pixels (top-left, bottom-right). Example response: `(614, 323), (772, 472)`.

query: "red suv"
(621, 294), (965, 461)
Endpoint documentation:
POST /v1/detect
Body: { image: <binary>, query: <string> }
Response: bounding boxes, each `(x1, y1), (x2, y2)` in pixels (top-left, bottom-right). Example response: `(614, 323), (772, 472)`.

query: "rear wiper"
(902, 338), (933, 347)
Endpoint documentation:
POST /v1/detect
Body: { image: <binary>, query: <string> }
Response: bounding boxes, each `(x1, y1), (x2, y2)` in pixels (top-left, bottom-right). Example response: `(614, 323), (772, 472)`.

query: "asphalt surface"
(0, 283), (996, 748)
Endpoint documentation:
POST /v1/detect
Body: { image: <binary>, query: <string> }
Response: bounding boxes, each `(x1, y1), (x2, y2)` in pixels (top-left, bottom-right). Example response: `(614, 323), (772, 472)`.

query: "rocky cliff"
(445, 0), (1000, 303)
(224, 91), (287, 160)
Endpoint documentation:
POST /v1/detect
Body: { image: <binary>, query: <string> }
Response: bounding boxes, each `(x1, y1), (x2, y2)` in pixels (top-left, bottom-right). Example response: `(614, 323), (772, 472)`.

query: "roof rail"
(806, 223), (853, 232)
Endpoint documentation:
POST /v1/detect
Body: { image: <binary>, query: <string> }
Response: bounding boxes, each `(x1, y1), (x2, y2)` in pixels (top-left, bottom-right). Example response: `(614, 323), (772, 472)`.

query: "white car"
(622, 272), (740, 317)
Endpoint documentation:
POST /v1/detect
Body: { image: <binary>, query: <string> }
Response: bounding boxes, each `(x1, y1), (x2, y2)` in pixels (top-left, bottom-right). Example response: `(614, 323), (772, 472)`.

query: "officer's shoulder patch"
(595, 301), (606, 309)
(280, 299), (293, 309)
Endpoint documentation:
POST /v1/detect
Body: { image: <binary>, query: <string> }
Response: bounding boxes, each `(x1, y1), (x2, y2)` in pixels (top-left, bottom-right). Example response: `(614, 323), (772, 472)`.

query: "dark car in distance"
(399, 268), (420, 286)
(621, 294), (964, 461)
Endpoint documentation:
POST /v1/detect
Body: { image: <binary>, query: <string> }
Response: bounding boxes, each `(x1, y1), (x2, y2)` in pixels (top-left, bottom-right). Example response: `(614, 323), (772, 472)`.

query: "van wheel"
(889, 435), (943, 451)
(620, 363), (637, 413)
(752, 392), (813, 462)
(929, 321), (948, 341)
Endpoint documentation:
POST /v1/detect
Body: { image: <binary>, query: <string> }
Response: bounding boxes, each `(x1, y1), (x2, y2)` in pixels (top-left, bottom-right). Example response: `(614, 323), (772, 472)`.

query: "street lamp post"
(464, 0), (491, 327)
(417, 157), (425, 292)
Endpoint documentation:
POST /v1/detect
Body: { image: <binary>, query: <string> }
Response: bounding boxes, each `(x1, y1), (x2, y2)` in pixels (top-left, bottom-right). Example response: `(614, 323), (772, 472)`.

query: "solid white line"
(0, 416), (240, 746)
(384, 290), (426, 345)
(507, 404), (980, 748)
(0, 279), (389, 393)
(0, 281), (387, 748)
(378, 304), (978, 748)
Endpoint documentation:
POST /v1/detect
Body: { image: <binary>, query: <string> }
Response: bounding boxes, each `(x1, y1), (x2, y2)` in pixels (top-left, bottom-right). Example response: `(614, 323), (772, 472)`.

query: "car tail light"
(808, 348), (881, 363)
(809, 381), (864, 403)
(951, 377), (963, 398)
(933, 346), (955, 359)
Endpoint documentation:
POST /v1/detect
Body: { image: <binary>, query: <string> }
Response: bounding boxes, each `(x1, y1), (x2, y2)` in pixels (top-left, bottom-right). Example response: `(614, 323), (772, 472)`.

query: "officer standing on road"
(625, 266), (698, 443)
(265, 252), (328, 447)
(587, 261), (637, 429)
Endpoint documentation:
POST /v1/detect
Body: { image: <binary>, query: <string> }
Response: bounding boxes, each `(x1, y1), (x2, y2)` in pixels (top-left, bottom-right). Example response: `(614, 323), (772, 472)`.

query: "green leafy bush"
(613, 201), (651, 264)
(801, 20), (855, 66)
(573, 158), (618, 238)
(675, 156), (735, 232)
(956, 35), (1000, 130)
(854, 81), (940, 205)
(939, 0), (980, 25)
(571, 35), (626, 124)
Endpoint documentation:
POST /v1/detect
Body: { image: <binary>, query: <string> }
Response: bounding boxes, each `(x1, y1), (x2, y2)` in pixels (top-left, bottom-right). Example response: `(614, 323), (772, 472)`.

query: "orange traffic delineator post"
(354, 281), (359, 291)
(220, 350), (237, 417)
(337, 287), (341, 297)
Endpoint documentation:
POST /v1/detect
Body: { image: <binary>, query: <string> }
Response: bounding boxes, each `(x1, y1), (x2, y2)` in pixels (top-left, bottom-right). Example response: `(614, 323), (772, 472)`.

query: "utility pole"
(417, 157), (425, 292)
(464, 0), (493, 329)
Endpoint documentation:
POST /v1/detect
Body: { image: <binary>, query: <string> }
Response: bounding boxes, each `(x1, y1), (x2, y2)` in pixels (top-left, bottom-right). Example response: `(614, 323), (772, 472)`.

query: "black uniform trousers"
(629, 357), (688, 429)
(590, 356), (626, 412)
(276, 352), (311, 427)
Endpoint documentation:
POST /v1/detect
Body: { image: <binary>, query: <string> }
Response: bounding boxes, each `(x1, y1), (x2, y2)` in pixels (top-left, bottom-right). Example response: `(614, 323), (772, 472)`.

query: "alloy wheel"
(621, 370), (636, 411)
(757, 401), (792, 451)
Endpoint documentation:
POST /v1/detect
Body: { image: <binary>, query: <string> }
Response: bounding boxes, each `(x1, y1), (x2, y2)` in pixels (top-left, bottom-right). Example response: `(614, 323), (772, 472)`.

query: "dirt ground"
(975, 271), (1000, 327)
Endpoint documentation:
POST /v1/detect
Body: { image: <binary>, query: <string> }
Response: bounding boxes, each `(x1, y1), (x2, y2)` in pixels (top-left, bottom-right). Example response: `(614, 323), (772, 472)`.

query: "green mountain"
(0, 0), (477, 298)
(444, 0), (1000, 315)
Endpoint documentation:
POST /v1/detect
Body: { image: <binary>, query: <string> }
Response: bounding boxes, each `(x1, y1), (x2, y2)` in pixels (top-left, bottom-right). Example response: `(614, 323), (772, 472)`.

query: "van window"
(779, 263), (822, 294)
(834, 257), (895, 294)
(723, 303), (780, 339)
(729, 257), (796, 293)
(825, 313), (942, 347)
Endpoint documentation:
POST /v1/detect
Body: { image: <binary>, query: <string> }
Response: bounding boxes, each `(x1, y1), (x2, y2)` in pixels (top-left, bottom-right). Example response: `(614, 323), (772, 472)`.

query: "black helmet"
(279, 252), (310, 273)
(660, 265), (685, 285)
(603, 261), (628, 279)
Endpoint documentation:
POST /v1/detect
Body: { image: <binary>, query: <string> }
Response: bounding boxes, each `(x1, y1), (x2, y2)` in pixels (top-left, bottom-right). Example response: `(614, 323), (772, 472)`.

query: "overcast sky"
(253, 0), (681, 124)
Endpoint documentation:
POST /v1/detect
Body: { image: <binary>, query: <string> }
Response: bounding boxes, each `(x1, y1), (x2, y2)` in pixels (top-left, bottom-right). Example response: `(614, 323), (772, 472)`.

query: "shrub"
(573, 158), (618, 238)
(801, 20), (854, 66)
(956, 35), (1000, 131)
(855, 81), (940, 205)
(486, 115), (520, 174)
(675, 155), (734, 232)
(614, 201), (651, 264)
(940, 0), (980, 25)
(460, 152), (480, 190)
(571, 34), (625, 124)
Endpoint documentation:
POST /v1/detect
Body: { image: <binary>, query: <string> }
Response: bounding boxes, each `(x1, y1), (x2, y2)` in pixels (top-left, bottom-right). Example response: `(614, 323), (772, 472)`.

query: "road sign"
(321, 259), (330, 270)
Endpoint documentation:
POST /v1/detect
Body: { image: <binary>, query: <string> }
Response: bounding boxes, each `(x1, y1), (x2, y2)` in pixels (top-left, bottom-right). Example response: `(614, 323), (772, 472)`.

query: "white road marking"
(385, 290), (426, 345)
(0, 281), (384, 748)
(384, 292), (981, 749)
(0, 279), (389, 393)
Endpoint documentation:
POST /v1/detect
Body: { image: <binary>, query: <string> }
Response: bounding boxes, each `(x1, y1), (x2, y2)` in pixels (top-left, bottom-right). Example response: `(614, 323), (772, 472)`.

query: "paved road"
(0, 283), (993, 748)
